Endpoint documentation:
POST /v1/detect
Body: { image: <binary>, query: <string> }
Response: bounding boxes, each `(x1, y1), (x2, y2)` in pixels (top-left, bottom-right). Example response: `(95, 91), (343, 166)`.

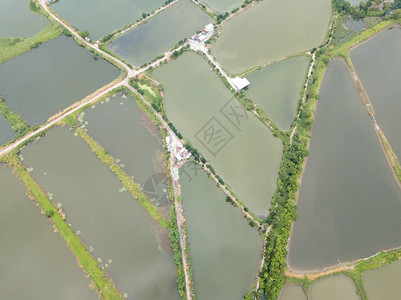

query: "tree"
(391, 8), (401, 19)
(79, 30), (90, 39)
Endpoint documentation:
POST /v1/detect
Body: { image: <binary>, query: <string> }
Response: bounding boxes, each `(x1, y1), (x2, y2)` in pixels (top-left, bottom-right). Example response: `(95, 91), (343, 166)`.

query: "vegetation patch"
(377, 128), (401, 184)
(0, 22), (63, 65)
(130, 76), (165, 114)
(334, 0), (400, 20)
(285, 249), (401, 300)
(169, 203), (190, 298)
(0, 97), (29, 135)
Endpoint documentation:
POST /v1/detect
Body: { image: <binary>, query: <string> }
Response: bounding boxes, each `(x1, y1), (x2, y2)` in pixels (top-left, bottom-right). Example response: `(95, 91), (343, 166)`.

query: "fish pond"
(200, 0), (243, 14)
(0, 35), (119, 125)
(364, 258), (401, 299)
(0, 164), (97, 300)
(0, 0), (48, 37)
(288, 59), (401, 271)
(81, 93), (169, 207)
(351, 27), (401, 161)
(245, 56), (309, 130)
(21, 126), (180, 300)
(279, 285), (306, 300)
(180, 162), (263, 299)
(211, 0), (331, 74)
(153, 52), (283, 216)
(310, 275), (359, 300)
(52, 0), (165, 40)
(0, 116), (14, 145)
(108, 0), (212, 67)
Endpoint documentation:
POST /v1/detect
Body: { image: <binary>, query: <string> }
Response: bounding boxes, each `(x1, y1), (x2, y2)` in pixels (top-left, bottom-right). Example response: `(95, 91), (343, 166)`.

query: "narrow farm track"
(126, 86), (194, 300)
(290, 16), (338, 144)
(199, 163), (263, 228)
(0, 81), (125, 157)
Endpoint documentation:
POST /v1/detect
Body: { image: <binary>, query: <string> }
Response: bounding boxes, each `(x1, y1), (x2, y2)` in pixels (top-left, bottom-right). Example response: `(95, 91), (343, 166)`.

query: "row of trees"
(216, 0), (260, 23)
(168, 206), (187, 298)
(256, 47), (327, 299)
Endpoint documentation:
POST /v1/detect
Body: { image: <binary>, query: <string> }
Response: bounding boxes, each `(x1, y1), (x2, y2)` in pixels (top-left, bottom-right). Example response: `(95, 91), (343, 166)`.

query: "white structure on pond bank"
(231, 77), (250, 91)
(174, 142), (191, 161)
(191, 23), (215, 43)
(166, 136), (191, 161)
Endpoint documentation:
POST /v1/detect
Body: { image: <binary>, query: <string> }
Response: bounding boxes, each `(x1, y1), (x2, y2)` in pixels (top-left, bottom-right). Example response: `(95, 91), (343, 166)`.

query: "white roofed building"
(205, 23), (214, 32)
(231, 77), (250, 91)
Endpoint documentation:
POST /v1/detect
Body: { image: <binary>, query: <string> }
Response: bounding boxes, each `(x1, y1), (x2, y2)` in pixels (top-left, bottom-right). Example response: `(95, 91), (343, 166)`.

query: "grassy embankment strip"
(0, 0), (63, 65)
(0, 22), (63, 65)
(169, 200), (190, 299)
(0, 97), (30, 135)
(377, 128), (401, 184)
(0, 97), (41, 148)
(1, 153), (123, 300)
(75, 127), (169, 229)
(285, 248), (401, 300)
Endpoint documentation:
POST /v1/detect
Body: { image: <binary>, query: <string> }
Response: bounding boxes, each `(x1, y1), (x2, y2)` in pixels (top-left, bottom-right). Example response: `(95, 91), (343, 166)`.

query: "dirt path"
(0, 81), (125, 157)
(126, 86), (194, 300)
(286, 265), (353, 281)
(290, 16), (338, 144)
(199, 163), (263, 228)
(343, 57), (401, 189)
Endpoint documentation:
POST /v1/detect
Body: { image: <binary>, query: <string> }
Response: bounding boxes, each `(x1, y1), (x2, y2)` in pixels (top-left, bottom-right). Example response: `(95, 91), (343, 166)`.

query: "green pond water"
(200, 0), (243, 13)
(288, 59), (401, 271)
(0, 116), (14, 145)
(82, 93), (169, 207)
(52, 0), (165, 40)
(364, 259), (401, 299)
(0, 35), (119, 125)
(180, 162), (263, 299)
(245, 56), (309, 130)
(0, 164), (97, 300)
(211, 0), (331, 74)
(153, 52), (283, 216)
(311, 275), (359, 300)
(0, 0), (48, 37)
(351, 27), (401, 161)
(108, 0), (212, 67)
(279, 285), (307, 300)
(21, 127), (180, 300)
